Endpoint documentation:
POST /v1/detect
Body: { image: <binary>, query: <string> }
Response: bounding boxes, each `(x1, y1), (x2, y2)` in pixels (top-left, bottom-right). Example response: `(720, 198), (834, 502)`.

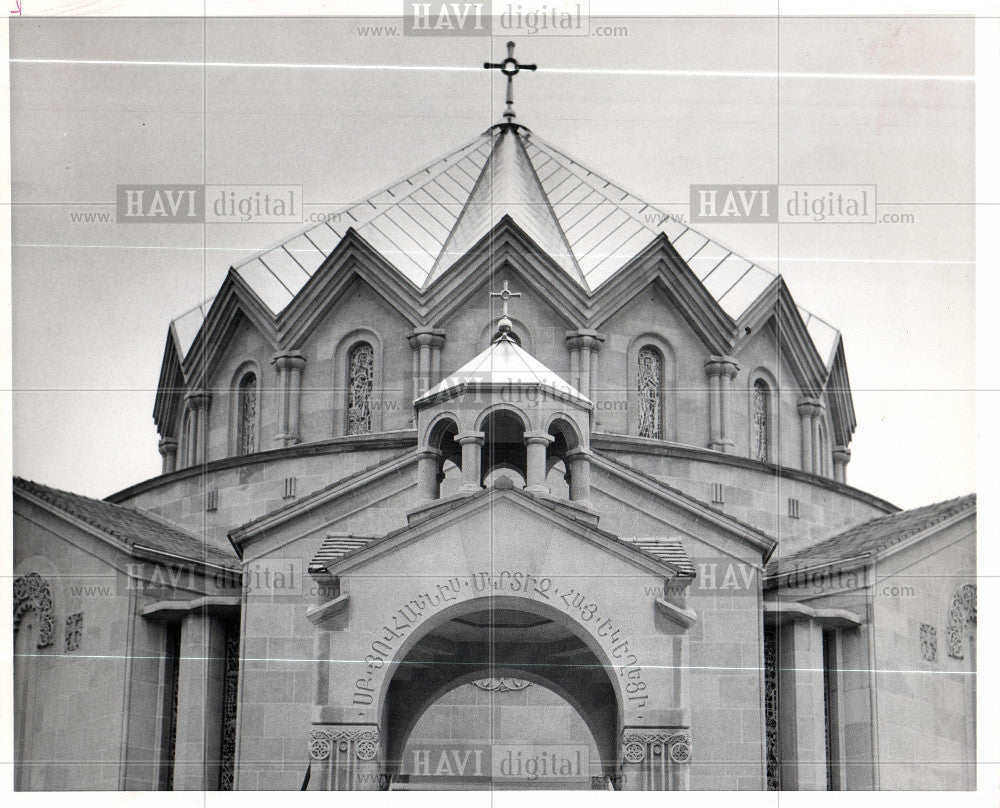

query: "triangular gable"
(277, 228), (424, 347)
(823, 337), (857, 446)
(734, 276), (829, 395)
(153, 330), (185, 438)
(181, 270), (281, 383)
(320, 486), (687, 580)
(422, 216), (591, 326)
(590, 233), (737, 356)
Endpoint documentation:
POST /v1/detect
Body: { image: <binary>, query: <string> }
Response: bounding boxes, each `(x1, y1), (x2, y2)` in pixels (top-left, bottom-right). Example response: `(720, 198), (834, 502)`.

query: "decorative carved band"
(13, 572), (55, 648)
(621, 731), (691, 765)
(310, 727), (380, 761)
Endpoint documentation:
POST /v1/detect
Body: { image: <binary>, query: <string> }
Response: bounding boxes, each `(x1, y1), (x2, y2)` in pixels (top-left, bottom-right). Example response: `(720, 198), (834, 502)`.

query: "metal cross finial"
(484, 41), (537, 121)
(490, 280), (521, 335)
(490, 280), (521, 318)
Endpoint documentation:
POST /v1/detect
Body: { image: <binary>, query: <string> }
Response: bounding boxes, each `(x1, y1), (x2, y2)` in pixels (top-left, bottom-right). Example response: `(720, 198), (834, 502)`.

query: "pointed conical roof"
(427, 124), (585, 287)
(416, 332), (590, 408)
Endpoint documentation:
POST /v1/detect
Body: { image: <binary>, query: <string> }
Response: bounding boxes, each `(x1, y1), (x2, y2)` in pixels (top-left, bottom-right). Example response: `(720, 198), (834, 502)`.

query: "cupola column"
(524, 432), (554, 493)
(705, 356), (738, 453)
(565, 448), (592, 505)
(415, 448), (443, 501)
(565, 330), (604, 400)
(273, 351), (306, 447)
(456, 431), (485, 492)
(797, 398), (821, 473)
(408, 330), (446, 396)
(832, 445), (851, 484)
(158, 438), (178, 474)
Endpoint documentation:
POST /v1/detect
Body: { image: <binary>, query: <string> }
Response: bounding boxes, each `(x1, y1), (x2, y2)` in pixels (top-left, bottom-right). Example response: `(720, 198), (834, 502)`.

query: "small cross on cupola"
(490, 279), (521, 336)
(484, 41), (537, 121)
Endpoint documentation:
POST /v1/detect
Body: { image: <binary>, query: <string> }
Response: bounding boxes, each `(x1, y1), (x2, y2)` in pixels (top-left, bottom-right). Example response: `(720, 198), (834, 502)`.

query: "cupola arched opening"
(479, 409), (528, 488)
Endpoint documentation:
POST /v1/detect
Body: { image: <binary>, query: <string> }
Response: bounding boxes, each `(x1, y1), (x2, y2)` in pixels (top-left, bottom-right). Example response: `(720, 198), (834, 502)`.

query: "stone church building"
(12, 111), (976, 791)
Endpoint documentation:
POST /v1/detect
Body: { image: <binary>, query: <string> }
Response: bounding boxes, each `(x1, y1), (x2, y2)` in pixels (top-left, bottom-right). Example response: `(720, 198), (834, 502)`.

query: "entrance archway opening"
(382, 597), (619, 790)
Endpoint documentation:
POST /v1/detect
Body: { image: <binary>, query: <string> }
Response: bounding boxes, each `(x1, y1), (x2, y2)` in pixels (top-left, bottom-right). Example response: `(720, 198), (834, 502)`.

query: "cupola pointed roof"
(415, 332), (590, 408)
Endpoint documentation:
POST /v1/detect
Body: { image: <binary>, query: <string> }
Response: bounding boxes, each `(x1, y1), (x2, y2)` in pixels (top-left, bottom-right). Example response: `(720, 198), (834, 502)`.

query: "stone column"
(415, 448), (443, 501)
(524, 432), (554, 493)
(158, 438), (178, 474)
(408, 329), (446, 396)
(797, 398), (819, 474)
(777, 617), (828, 790)
(273, 351), (306, 447)
(565, 448), (592, 504)
(566, 331), (604, 400)
(184, 391), (211, 465)
(620, 729), (691, 790)
(705, 356), (737, 452)
(172, 611), (228, 790)
(456, 431), (485, 492)
(308, 725), (381, 791)
(810, 401), (825, 475)
(832, 445), (851, 484)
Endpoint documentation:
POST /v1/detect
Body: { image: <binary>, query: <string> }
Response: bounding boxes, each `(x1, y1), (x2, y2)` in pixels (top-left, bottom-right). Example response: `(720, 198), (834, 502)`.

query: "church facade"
(12, 116), (976, 791)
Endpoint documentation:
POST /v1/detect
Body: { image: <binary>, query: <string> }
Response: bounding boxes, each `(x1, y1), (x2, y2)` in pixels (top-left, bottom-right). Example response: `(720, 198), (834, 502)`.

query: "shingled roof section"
(14, 477), (237, 568)
(308, 534), (378, 575)
(620, 538), (696, 577)
(767, 493), (976, 577)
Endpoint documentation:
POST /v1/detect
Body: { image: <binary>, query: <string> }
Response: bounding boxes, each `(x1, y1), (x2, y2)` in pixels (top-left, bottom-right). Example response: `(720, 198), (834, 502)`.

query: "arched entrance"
(381, 596), (620, 789)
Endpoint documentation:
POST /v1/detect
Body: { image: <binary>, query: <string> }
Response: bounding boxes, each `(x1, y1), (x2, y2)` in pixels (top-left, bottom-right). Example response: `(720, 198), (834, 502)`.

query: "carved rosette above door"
(620, 728), (691, 790)
(307, 725), (383, 790)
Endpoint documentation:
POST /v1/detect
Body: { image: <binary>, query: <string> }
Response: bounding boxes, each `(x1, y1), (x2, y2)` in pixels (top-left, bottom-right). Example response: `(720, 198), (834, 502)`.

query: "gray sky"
(9, 16), (975, 509)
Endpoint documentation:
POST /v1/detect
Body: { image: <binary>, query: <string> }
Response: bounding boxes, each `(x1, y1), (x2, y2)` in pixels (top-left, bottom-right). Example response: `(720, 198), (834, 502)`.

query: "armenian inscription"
(352, 570), (648, 707)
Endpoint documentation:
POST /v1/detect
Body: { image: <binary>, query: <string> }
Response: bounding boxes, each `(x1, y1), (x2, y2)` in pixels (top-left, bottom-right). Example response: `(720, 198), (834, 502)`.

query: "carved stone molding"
(622, 731), (690, 765)
(920, 623), (937, 662)
(65, 612), (83, 652)
(947, 584), (976, 659)
(13, 572), (55, 648)
(310, 726), (380, 761)
(471, 677), (532, 693)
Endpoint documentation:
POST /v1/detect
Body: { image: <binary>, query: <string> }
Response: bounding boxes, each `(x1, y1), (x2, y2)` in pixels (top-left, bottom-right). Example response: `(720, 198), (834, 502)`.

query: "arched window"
(637, 346), (663, 439)
(751, 379), (770, 462)
(346, 342), (374, 436)
(236, 371), (258, 455)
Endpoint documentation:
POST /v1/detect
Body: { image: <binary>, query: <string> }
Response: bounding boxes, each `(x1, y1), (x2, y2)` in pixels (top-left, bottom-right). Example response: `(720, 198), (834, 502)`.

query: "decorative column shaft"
(620, 729), (691, 790)
(184, 391), (211, 465)
(832, 445), (851, 484)
(810, 402), (825, 475)
(158, 438), (178, 474)
(308, 725), (381, 791)
(273, 351), (306, 447)
(524, 432), (554, 493)
(566, 331), (604, 401)
(415, 448), (443, 501)
(705, 356), (738, 452)
(797, 398), (819, 473)
(456, 431), (485, 492)
(565, 448), (592, 504)
(408, 330), (446, 396)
